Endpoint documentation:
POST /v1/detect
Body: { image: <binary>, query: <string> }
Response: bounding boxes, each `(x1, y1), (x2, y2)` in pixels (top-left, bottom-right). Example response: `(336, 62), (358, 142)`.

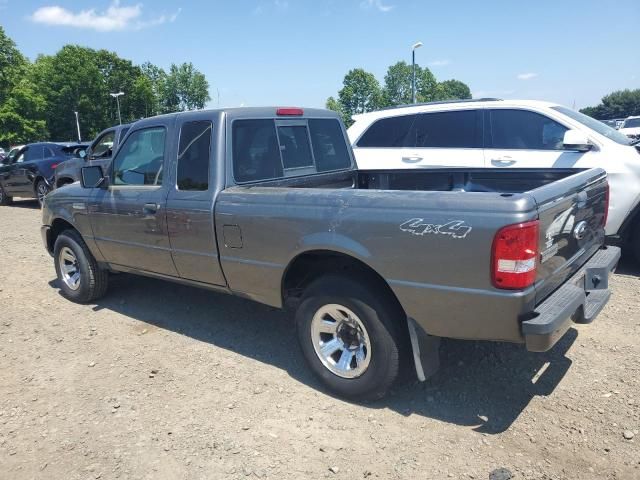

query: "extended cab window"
(356, 114), (417, 147)
(177, 121), (212, 191)
(112, 127), (166, 186)
(489, 109), (568, 150)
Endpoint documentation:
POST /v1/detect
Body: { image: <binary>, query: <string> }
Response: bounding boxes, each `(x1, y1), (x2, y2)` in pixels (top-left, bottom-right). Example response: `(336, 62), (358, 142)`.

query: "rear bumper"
(523, 246), (621, 352)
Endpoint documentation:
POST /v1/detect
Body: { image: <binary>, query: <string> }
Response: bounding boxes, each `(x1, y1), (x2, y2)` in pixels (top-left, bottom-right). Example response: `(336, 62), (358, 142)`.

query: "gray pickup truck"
(41, 107), (620, 400)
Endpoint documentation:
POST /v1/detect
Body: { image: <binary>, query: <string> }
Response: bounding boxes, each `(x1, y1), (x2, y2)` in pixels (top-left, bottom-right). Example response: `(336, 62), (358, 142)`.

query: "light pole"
(74, 111), (81, 142)
(411, 41), (423, 104)
(110, 91), (125, 124)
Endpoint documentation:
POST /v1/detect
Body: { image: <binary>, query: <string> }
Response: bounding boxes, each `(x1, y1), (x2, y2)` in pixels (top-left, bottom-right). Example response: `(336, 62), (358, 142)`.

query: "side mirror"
(78, 149), (87, 159)
(563, 130), (593, 152)
(80, 166), (107, 189)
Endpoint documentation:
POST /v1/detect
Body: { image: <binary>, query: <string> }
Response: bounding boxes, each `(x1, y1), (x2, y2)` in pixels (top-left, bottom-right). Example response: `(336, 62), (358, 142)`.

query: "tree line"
(326, 62), (471, 126)
(0, 26), (210, 148)
(580, 89), (640, 120)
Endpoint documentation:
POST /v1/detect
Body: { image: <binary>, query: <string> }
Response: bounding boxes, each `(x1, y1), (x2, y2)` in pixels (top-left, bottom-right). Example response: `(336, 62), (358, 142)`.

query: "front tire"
(0, 184), (12, 206)
(54, 229), (108, 303)
(295, 275), (402, 401)
(36, 180), (50, 207)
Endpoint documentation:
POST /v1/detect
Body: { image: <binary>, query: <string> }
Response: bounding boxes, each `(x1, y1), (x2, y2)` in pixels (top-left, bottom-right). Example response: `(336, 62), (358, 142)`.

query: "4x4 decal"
(399, 218), (472, 239)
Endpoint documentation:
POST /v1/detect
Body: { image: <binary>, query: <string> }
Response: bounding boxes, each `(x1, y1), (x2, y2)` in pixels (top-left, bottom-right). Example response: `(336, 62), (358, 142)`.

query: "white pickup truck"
(348, 99), (640, 260)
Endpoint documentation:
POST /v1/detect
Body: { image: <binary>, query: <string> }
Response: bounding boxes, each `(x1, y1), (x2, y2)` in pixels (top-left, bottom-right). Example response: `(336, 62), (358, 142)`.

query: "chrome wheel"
(37, 181), (49, 205)
(311, 304), (371, 379)
(58, 246), (81, 290)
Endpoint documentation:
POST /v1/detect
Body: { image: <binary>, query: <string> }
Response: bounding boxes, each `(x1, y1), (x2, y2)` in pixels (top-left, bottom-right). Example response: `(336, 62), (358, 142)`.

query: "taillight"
(491, 220), (539, 290)
(51, 163), (59, 169)
(603, 183), (610, 227)
(276, 107), (303, 116)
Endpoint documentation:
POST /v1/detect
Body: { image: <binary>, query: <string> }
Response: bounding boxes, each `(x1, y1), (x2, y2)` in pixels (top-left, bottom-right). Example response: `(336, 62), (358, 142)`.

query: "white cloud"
(30, 1), (181, 32)
(517, 72), (538, 80)
(429, 59), (451, 67)
(360, 0), (394, 13)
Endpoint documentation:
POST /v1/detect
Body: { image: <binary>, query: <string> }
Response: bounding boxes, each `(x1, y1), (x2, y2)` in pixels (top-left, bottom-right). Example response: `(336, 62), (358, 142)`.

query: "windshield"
(622, 118), (640, 129)
(551, 106), (632, 146)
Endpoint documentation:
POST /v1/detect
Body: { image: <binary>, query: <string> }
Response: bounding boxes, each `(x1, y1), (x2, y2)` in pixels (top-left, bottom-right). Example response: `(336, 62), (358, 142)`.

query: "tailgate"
(528, 168), (608, 305)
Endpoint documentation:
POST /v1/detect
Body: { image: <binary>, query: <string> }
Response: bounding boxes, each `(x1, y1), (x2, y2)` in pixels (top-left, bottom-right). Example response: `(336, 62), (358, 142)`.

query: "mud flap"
(407, 317), (440, 381)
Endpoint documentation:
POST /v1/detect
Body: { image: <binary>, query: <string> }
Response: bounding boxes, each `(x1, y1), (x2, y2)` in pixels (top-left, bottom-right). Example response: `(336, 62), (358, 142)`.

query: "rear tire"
(0, 185), (12, 206)
(36, 180), (50, 208)
(632, 221), (640, 265)
(295, 275), (402, 401)
(54, 229), (108, 303)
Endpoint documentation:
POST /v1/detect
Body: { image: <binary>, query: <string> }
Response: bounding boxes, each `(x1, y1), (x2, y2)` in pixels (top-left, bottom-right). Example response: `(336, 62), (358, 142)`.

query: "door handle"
(142, 203), (159, 215)
(491, 157), (516, 166)
(402, 155), (423, 163)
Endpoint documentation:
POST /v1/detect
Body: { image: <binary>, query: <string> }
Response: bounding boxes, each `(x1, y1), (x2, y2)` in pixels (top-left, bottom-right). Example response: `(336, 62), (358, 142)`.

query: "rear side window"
(233, 120), (283, 183)
(409, 110), (482, 148)
(356, 114), (417, 147)
(25, 145), (44, 161)
(309, 119), (351, 172)
(177, 121), (212, 191)
(489, 109), (568, 150)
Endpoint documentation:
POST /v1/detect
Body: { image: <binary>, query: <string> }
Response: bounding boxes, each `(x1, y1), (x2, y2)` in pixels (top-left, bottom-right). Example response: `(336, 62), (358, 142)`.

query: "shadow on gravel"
(614, 254), (640, 276)
(51, 272), (579, 435)
(6, 199), (40, 209)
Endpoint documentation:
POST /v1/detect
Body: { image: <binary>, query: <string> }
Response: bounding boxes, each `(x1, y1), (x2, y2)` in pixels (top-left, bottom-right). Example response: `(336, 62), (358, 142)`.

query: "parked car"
(41, 107), (618, 400)
(7, 145), (25, 163)
(348, 99), (640, 260)
(0, 142), (88, 207)
(618, 116), (640, 140)
(54, 123), (131, 189)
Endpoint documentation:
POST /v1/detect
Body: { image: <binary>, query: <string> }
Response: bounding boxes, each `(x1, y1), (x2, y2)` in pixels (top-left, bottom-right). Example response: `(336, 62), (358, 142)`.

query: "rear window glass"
(277, 125), (314, 169)
(233, 118), (351, 183)
(233, 120), (283, 183)
(309, 119), (351, 172)
(356, 114), (417, 147)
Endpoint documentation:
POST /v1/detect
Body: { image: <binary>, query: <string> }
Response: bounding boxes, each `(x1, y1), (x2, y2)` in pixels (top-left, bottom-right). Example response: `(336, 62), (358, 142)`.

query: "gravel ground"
(0, 200), (638, 480)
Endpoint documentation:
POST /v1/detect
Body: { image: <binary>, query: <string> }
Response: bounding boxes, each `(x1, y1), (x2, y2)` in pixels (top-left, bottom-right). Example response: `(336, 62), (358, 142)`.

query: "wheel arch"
(281, 249), (406, 319)
(46, 217), (78, 254)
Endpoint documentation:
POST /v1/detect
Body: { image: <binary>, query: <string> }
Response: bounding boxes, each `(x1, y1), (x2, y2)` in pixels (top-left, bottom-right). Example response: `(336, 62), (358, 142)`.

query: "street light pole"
(411, 41), (423, 104)
(74, 111), (81, 142)
(110, 92), (125, 124)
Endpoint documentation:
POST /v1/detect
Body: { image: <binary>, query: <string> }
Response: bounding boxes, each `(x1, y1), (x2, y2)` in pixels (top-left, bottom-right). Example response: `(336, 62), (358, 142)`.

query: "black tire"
(54, 229), (108, 303)
(35, 179), (50, 208)
(0, 184), (12, 206)
(295, 275), (402, 401)
(632, 221), (640, 265)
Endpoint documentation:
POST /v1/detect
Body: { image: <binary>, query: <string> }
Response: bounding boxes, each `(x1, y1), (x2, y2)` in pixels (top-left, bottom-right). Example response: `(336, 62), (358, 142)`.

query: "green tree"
(0, 26), (27, 106)
(580, 89), (640, 119)
(433, 79), (472, 101)
(382, 61), (437, 106)
(161, 62), (210, 113)
(337, 68), (382, 126)
(325, 96), (347, 123)
(0, 77), (48, 145)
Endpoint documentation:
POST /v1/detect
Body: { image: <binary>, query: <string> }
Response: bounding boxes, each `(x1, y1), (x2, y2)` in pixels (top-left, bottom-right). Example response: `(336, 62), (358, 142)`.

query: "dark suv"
(0, 142), (88, 206)
(54, 123), (131, 189)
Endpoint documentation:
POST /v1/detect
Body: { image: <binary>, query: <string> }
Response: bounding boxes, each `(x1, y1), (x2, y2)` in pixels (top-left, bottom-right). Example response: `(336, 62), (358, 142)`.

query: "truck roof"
(132, 107), (340, 128)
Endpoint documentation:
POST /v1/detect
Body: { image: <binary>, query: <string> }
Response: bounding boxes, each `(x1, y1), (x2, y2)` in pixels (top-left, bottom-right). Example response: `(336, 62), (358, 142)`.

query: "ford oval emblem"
(573, 221), (588, 240)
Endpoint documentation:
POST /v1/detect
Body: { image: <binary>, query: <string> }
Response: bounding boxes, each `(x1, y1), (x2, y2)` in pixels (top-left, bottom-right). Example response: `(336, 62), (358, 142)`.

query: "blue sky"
(2, 0), (639, 110)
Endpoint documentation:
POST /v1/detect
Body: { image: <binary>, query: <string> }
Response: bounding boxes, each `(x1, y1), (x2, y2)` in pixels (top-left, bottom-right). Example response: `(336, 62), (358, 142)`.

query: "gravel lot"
(1, 200), (638, 480)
